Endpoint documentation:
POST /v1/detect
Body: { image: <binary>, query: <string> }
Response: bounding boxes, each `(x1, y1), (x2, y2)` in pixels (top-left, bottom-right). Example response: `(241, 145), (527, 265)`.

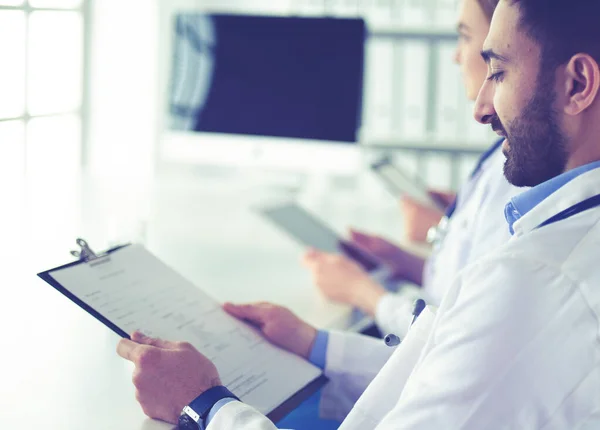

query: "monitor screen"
(169, 14), (365, 143)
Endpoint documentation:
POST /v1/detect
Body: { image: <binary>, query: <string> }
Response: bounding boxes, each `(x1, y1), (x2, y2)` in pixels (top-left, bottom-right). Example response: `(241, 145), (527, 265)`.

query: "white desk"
(0, 166), (424, 429)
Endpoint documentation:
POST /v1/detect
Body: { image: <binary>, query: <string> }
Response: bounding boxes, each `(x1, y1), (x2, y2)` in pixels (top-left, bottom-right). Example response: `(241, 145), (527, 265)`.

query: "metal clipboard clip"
(70, 238), (105, 263)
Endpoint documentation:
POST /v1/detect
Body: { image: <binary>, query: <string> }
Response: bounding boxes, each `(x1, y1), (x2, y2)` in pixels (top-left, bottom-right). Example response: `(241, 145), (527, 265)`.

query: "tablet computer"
(258, 202), (381, 273)
(370, 155), (447, 211)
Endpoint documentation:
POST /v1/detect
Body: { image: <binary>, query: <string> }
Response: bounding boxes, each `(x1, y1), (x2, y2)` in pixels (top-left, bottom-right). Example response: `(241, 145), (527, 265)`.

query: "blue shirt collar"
(505, 160), (600, 234)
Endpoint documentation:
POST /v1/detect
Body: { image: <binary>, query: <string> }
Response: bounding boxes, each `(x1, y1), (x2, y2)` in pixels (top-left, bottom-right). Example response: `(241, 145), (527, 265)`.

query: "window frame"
(0, 0), (91, 168)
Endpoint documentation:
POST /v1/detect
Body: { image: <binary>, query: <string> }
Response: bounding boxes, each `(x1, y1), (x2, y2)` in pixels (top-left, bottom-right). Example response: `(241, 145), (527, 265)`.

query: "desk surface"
(0, 167), (427, 429)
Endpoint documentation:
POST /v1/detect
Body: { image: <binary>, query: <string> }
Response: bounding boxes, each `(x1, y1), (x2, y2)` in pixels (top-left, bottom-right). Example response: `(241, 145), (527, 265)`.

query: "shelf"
(368, 24), (457, 40)
(361, 139), (490, 155)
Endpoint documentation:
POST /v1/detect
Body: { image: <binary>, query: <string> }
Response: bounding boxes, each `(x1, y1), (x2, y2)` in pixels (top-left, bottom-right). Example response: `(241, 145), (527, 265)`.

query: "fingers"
(131, 331), (178, 349)
(117, 337), (142, 362)
(428, 189), (451, 200)
(428, 189), (442, 199)
(349, 230), (379, 252)
(302, 248), (326, 267)
(312, 251), (346, 267)
(223, 302), (244, 317)
(428, 190), (455, 207)
(349, 228), (370, 244)
(400, 195), (420, 208)
(223, 303), (268, 326)
(301, 248), (315, 265)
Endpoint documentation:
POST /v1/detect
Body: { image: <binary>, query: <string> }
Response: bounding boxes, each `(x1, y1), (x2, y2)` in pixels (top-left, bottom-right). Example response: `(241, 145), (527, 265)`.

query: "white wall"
(88, 0), (159, 186)
(85, 0), (160, 247)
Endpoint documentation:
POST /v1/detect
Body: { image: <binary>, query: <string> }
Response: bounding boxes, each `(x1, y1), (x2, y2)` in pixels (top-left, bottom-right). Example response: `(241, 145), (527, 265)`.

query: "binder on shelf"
(463, 89), (495, 144)
(390, 41), (403, 137)
(400, 0), (429, 26)
(424, 152), (453, 190)
(293, 0), (325, 16)
(434, 41), (463, 141)
(400, 40), (430, 140)
(364, 37), (395, 139)
(328, 0), (360, 17)
(434, 0), (458, 28)
(364, 0), (393, 26)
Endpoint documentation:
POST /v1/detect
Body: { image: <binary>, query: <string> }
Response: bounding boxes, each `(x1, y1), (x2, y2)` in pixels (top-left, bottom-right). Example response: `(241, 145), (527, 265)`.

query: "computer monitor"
(158, 2), (366, 174)
(169, 13), (365, 142)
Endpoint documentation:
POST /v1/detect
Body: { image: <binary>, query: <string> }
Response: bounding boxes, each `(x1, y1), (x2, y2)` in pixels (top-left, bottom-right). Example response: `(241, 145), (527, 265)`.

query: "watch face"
(178, 414), (201, 430)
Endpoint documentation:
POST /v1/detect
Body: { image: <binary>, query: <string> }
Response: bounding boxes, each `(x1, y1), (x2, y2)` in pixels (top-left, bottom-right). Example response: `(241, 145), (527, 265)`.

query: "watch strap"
(181, 386), (239, 429)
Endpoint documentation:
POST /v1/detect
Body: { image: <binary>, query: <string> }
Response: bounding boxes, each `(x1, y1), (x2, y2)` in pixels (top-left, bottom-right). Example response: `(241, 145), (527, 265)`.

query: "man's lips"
(492, 127), (506, 137)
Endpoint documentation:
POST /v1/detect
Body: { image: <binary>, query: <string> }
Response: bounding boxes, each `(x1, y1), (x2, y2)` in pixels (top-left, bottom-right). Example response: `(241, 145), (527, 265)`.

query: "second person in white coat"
(304, 0), (523, 338)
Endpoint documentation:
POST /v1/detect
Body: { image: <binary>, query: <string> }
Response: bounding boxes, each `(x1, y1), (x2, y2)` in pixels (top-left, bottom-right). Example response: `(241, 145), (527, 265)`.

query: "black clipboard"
(38, 239), (132, 338)
(37, 239), (328, 423)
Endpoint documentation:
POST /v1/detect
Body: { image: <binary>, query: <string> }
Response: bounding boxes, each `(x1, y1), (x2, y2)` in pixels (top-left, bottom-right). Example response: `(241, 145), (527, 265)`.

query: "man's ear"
(563, 54), (600, 116)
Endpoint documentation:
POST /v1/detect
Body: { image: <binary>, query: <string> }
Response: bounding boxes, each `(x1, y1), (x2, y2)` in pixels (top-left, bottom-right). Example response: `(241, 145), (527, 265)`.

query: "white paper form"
(47, 244), (323, 415)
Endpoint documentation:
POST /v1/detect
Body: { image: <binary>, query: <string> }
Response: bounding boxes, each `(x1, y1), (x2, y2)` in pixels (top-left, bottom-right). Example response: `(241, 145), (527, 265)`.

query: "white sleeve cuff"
(207, 400), (277, 430)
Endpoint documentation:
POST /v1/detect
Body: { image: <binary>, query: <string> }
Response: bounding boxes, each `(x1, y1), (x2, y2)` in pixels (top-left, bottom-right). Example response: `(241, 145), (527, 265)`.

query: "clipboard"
(38, 239), (132, 339)
(37, 239), (328, 423)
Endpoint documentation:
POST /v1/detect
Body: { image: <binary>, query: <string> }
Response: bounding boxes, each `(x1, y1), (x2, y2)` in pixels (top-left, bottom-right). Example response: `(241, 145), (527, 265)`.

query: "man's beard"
(493, 72), (568, 188)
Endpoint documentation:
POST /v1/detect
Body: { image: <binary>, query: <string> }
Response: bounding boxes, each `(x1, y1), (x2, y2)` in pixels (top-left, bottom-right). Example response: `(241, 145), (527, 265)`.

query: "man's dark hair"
(508, 0), (600, 69)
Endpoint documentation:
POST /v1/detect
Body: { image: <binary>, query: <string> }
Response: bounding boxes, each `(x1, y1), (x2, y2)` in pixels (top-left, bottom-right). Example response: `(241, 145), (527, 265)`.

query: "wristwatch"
(178, 386), (239, 430)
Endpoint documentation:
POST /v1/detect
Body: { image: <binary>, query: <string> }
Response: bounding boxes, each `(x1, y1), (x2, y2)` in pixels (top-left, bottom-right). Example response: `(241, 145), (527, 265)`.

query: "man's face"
(474, 0), (568, 187)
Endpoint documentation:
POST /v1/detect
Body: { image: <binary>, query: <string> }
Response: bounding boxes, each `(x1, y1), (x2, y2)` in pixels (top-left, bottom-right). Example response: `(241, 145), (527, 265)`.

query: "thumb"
(223, 303), (267, 327)
(116, 337), (141, 362)
(348, 228), (363, 239)
(400, 194), (418, 205)
(131, 331), (178, 349)
(350, 230), (375, 250)
(302, 248), (325, 267)
(428, 190), (454, 206)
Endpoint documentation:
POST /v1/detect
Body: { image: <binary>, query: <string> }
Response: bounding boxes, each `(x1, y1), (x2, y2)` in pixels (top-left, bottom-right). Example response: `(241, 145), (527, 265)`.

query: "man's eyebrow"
(481, 49), (509, 64)
(457, 23), (469, 32)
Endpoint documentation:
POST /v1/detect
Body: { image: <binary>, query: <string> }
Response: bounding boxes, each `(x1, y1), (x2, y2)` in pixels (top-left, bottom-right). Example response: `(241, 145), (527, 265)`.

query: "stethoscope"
(388, 191), (600, 347)
(427, 139), (505, 247)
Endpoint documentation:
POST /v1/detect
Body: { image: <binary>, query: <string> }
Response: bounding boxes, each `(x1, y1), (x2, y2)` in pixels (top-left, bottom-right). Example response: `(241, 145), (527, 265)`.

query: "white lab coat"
(208, 168), (600, 429)
(375, 146), (523, 337)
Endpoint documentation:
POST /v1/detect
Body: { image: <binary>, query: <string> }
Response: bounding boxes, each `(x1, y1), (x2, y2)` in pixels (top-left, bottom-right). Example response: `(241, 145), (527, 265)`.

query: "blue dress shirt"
(504, 161), (600, 234)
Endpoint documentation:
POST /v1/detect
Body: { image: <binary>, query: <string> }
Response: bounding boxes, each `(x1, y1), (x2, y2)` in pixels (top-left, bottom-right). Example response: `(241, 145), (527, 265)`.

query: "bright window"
(0, 0), (86, 254)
